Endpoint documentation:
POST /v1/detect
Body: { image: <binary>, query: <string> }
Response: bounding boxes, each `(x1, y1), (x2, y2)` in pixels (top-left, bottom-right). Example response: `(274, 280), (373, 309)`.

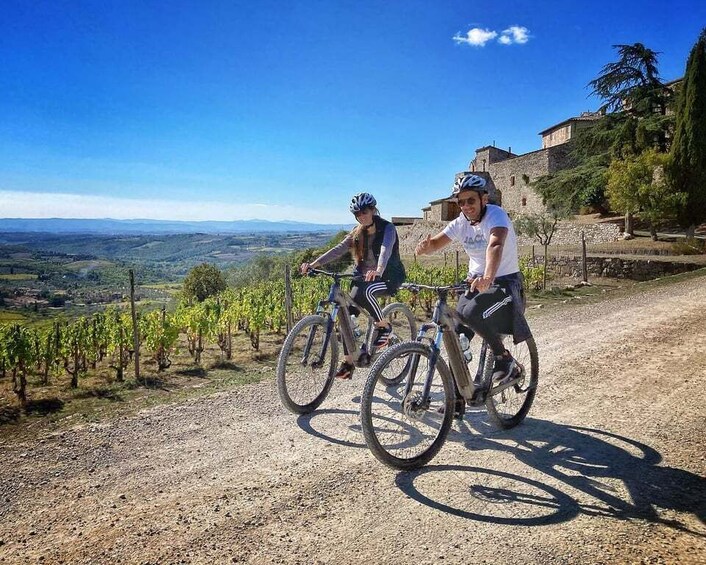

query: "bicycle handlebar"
(306, 268), (359, 280)
(400, 281), (468, 293)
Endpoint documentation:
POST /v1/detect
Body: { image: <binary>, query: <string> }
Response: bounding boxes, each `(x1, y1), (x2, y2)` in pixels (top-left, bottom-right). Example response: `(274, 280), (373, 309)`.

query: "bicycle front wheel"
(484, 336), (539, 429)
(378, 302), (417, 386)
(276, 314), (338, 414)
(360, 342), (454, 470)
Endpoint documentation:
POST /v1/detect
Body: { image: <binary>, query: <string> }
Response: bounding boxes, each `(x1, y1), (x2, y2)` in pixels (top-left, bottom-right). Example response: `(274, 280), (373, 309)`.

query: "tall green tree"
(588, 43), (666, 115)
(668, 29), (706, 236)
(534, 43), (674, 217)
(182, 263), (226, 303)
(606, 150), (685, 240)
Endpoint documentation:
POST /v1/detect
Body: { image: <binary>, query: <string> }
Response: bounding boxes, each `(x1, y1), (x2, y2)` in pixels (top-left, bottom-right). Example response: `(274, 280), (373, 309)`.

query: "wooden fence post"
(284, 264), (294, 333)
(129, 269), (140, 382)
(581, 231), (588, 283)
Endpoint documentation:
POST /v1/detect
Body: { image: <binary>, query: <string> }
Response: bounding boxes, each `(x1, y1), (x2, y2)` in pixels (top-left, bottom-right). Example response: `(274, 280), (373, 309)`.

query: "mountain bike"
(359, 281), (538, 470)
(276, 269), (417, 414)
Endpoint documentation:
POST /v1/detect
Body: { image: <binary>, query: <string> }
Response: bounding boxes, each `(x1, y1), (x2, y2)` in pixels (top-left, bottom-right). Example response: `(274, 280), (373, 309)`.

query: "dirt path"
(1, 275), (705, 564)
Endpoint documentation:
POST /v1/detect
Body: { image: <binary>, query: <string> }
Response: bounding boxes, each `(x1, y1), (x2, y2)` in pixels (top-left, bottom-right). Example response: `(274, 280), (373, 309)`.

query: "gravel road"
(1, 274), (705, 565)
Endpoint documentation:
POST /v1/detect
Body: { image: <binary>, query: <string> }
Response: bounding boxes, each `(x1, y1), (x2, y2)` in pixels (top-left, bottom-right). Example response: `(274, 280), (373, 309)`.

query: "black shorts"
(455, 285), (514, 338)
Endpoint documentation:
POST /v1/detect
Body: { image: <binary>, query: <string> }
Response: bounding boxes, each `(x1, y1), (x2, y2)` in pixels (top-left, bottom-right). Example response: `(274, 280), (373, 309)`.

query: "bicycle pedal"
(490, 374), (522, 395)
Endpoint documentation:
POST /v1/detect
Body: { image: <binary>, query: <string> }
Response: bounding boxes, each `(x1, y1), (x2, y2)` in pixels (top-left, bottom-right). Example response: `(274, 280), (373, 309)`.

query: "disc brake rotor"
(402, 392), (428, 420)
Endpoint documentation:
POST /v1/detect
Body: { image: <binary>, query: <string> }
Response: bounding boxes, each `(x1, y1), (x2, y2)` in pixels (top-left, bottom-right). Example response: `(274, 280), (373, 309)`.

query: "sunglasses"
(353, 208), (371, 217)
(457, 196), (478, 207)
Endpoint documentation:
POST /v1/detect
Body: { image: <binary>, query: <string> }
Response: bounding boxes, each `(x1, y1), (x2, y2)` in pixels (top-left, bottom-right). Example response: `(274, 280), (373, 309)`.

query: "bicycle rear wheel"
(360, 342), (454, 470)
(276, 314), (337, 414)
(484, 336), (538, 429)
(378, 302), (417, 386)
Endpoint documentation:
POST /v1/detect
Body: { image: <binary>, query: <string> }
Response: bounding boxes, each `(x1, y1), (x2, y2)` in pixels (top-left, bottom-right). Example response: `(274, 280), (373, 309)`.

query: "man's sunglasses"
(457, 196), (477, 207)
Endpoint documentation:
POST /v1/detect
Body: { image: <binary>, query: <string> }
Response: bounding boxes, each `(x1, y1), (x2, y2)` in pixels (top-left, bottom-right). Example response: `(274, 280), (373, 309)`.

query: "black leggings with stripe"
(456, 285), (513, 356)
(349, 279), (394, 323)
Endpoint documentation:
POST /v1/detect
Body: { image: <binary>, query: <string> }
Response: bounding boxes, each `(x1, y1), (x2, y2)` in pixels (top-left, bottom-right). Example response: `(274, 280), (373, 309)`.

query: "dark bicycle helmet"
(350, 192), (377, 213)
(451, 173), (488, 197)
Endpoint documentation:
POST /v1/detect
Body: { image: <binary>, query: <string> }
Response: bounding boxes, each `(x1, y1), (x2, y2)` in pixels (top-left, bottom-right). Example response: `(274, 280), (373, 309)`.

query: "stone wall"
(535, 221), (620, 246)
(396, 219), (621, 257)
(396, 219), (700, 281)
(542, 255), (702, 281)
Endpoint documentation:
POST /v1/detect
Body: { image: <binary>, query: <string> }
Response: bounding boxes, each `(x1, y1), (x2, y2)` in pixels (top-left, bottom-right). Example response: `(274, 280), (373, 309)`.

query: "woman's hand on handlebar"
(300, 262), (315, 275)
(364, 269), (382, 282)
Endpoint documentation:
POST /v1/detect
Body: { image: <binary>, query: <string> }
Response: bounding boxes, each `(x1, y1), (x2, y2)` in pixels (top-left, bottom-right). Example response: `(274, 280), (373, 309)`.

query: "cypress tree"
(669, 29), (706, 236)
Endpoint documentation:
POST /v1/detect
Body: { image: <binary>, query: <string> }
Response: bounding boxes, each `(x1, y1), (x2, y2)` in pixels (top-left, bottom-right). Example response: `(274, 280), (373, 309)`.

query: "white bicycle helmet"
(350, 192), (377, 213)
(451, 173), (488, 197)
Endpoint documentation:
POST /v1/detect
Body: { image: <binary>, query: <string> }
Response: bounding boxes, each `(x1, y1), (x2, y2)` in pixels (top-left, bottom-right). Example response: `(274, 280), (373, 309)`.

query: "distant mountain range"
(0, 218), (353, 235)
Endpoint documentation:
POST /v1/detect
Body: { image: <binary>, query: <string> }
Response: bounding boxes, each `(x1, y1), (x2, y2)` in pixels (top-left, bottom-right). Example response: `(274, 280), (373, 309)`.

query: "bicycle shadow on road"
(397, 418), (706, 533)
(296, 408), (367, 449)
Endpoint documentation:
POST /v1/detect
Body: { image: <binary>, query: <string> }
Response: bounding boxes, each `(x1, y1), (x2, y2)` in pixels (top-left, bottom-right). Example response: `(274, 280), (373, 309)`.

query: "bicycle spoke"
(484, 336), (538, 428)
(277, 316), (336, 414)
(361, 343), (454, 469)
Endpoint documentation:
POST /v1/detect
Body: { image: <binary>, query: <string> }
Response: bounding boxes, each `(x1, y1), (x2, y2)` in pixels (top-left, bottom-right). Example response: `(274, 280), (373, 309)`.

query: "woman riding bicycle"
(300, 192), (405, 379)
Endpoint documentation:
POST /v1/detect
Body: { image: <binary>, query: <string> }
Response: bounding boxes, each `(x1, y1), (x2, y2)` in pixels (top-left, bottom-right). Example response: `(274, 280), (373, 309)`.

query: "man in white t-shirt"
(416, 173), (531, 414)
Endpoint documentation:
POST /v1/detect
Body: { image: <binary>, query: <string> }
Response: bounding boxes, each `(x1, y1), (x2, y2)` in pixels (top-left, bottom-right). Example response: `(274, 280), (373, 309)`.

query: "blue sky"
(1, 0), (704, 224)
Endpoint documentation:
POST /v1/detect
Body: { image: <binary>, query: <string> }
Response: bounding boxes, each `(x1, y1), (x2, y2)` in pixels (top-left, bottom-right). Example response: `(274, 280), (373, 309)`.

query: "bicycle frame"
(304, 269), (379, 368)
(403, 283), (505, 407)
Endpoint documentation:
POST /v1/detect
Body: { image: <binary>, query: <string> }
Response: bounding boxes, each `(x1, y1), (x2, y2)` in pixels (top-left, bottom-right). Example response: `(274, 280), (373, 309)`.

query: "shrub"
(519, 256), (546, 291)
(671, 238), (706, 255)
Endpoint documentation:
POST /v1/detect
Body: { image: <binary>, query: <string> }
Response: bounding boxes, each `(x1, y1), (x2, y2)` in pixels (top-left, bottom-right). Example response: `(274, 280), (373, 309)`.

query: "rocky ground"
(0, 273), (705, 564)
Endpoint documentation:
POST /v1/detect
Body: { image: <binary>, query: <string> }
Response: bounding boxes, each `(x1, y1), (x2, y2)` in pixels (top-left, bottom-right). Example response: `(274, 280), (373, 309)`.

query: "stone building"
(420, 171), (496, 222)
(539, 112), (602, 149)
(412, 111), (602, 221)
(468, 143), (573, 215)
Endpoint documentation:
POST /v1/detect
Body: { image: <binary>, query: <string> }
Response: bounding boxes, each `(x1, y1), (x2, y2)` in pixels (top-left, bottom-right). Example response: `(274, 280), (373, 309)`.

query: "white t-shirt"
(442, 204), (520, 278)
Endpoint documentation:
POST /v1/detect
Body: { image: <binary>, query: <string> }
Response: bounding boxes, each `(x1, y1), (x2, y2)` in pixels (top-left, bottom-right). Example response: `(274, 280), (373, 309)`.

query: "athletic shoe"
(335, 361), (355, 380)
(372, 325), (392, 348)
(492, 351), (520, 386)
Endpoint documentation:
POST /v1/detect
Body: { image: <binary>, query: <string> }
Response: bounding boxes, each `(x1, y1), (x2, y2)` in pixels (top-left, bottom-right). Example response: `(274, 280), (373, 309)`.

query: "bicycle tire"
(378, 302), (417, 386)
(276, 314), (338, 414)
(484, 336), (539, 429)
(360, 341), (454, 470)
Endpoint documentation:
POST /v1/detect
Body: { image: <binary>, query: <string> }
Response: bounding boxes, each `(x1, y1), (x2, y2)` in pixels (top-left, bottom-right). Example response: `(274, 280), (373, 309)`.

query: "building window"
(482, 159), (486, 172)
(510, 175), (515, 187)
(521, 197), (527, 207)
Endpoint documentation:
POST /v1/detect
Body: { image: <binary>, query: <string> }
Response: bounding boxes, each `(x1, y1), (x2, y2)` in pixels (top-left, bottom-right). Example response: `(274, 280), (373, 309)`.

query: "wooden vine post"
(129, 269), (141, 382)
(284, 264), (294, 333)
(581, 231), (588, 283)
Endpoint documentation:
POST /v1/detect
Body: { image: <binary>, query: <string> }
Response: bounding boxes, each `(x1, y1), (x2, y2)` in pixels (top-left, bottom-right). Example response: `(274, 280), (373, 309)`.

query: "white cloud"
(0, 191), (351, 224)
(453, 24), (530, 47)
(499, 25), (530, 45)
(453, 27), (498, 47)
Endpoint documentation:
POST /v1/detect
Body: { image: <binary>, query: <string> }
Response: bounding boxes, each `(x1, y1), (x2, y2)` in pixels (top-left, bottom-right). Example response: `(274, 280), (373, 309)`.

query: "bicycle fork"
(301, 304), (337, 368)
